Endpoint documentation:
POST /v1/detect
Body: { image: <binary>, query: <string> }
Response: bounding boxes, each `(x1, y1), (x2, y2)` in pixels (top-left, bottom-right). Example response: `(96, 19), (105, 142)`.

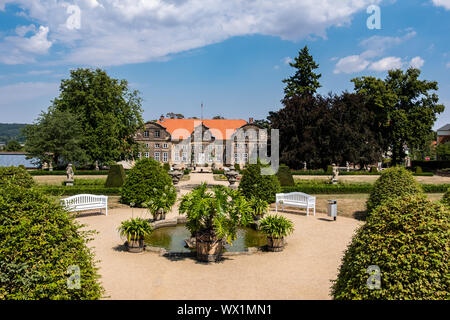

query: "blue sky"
(0, 0), (449, 129)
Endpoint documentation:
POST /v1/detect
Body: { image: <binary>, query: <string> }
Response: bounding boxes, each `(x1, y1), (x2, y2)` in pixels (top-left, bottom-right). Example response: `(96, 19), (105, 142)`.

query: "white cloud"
(334, 55), (370, 74)
(0, 0), (381, 66)
(432, 0), (450, 10)
(369, 56), (403, 72)
(409, 56), (425, 69)
(446, 62), (450, 68)
(283, 57), (292, 65)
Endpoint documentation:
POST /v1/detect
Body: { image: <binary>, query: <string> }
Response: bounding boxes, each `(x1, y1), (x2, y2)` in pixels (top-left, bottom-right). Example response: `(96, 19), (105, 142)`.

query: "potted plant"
(118, 218), (153, 253)
(249, 197), (269, 221)
(259, 215), (294, 252)
(179, 183), (253, 262)
(146, 185), (176, 221)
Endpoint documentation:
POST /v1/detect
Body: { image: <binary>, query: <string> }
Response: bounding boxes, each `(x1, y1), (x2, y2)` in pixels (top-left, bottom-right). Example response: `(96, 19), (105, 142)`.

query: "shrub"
(234, 163), (240, 171)
(163, 163), (170, 171)
(238, 162), (281, 203)
(120, 158), (176, 208)
(366, 166), (422, 214)
(370, 166), (378, 173)
(0, 166), (35, 188)
(183, 169), (191, 175)
(276, 164), (295, 186)
(259, 215), (294, 239)
(332, 194), (449, 300)
(442, 188), (450, 207)
(326, 165), (333, 174)
(118, 218), (153, 242)
(415, 166), (423, 174)
(0, 184), (103, 299)
(39, 185), (121, 196)
(105, 164), (126, 187)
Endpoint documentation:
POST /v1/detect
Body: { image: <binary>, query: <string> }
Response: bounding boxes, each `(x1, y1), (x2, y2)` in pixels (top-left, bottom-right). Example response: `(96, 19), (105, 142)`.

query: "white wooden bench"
(276, 192), (316, 216)
(61, 194), (108, 216)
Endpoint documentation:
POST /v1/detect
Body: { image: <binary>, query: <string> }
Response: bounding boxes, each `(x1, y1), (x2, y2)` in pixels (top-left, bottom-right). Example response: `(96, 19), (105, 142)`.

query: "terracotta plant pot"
(126, 236), (144, 253)
(267, 236), (285, 252)
(196, 236), (223, 262)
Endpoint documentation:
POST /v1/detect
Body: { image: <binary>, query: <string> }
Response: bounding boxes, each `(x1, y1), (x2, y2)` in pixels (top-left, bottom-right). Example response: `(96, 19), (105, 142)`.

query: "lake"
(0, 152), (40, 168)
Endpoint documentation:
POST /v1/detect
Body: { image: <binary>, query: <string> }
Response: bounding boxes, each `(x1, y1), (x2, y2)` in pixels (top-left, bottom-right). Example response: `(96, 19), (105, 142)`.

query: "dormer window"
(154, 130), (160, 138)
(144, 131), (149, 137)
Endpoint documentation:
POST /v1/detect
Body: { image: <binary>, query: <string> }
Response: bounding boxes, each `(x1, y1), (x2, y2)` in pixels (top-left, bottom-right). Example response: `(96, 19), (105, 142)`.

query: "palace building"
(134, 116), (266, 168)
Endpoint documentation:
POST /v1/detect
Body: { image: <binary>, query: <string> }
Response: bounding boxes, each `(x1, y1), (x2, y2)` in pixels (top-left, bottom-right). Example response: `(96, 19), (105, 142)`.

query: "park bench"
(61, 194), (108, 216)
(275, 192), (316, 216)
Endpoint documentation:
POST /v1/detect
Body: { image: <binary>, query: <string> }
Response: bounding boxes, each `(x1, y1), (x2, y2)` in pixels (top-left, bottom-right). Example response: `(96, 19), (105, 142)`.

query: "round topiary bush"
(366, 166), (422, 214)
(0, 166), (35, 188)
(0, 184), (103, 299)
(239, 162), (281, 203)
(332, 194), (449, 300)
(442, 188), (450, 208)
(105, 164), (126, 187)
(120, 158), (176, 208)
(276, 164), (295, 187)
(415, 166), (423, 174)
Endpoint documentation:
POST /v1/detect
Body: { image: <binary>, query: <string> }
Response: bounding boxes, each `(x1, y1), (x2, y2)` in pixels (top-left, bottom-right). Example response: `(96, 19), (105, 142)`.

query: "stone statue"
(331, 164), (339, 184)
(346, 161), (350, 172)
(224, 170), (239, 189)
(168, 170), (184, 185)
(65, 163), (74, 186)
(303, 161), (307, 171)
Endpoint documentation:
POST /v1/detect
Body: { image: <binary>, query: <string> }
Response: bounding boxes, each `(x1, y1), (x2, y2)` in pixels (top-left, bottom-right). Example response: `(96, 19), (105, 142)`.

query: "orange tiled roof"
(156, 119), (248, 140)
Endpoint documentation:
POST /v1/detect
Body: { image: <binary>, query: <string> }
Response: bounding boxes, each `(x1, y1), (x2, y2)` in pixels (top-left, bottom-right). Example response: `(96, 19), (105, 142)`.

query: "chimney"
(159, 115), (165, 122)
(249, 117), (254, 124)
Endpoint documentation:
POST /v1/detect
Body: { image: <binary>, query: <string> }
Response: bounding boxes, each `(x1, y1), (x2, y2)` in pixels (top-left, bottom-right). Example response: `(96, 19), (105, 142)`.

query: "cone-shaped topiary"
(276, 164), (295, 186)
(0, 184), (103, 299)
(366, 166), (422, 214)
(332, 194), (449, 300)
(0, 166), (35, 188)
(239, 161), (281, 203)
(105, 164), (126, 187)
(120, 158), (176, 208)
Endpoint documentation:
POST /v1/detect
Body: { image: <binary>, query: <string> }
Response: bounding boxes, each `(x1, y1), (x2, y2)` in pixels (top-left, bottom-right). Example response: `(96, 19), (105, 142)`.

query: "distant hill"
(0, 123), (28, 144)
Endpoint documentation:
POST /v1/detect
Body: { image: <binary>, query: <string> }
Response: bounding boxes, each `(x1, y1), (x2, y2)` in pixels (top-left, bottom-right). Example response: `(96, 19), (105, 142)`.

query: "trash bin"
(328, 200), (337, 221)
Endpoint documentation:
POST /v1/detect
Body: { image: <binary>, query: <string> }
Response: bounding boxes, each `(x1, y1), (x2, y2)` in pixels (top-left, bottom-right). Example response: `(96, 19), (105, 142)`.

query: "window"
(144, 131), (149, 137)
(234, 153), (239, 162)
(174, 152), (180, 162)
(155, 143), (160, 148)
(154, 152), (160, 161)
(154, 130), (160, 138)
(163, 143), (168, 149)
(163, 152), (168, 162)
(243, 153), (248, 163)
(145, 143), (149, 148)
(144, 152), (149, 158)
(182, 152), (187, 162)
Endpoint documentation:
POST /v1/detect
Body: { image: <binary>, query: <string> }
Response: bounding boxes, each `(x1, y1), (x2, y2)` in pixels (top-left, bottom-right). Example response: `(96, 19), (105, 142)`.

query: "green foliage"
(238, 162), (281, 203)
(366, 166), (423, 214)
(163, 163), (170, 171)
(118, 218), (153, 242)
(0, 166), (35, 188)
(0, 123), (26, 144)
(326, 165), (333, 174)
(105, 164), (126, 187)
(436, 142), (450, 160)
(179, 184), (253, 244)
(332, 194), (449, 300)
(352, 68), (445, 165)
(30, 170), (110, 176)
(282, 46), (321, 98)
(370, 166), (378, 173)
(0, 184), (103, 299)
(120, 158), (176, 207)
(234, 163), (240, 171)
(183, 169), (191, 175)
(442, 188), (450, 207)
(51, 68), (144, 165)
(23, 108), (89, 168)
(259, 215), (294, 239)
(415, 166), (423, 174)
(249, 197), (269, 217)
(276, 164), (295, 186)
(4, 139), (23, 151)
(145, 184), (177, 220)
(38, 185), (120, 196)
(412, 160), (450, 171)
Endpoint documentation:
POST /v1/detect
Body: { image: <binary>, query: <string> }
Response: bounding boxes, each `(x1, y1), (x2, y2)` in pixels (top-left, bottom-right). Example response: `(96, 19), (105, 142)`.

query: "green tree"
(352, 68), (445, 165)
(436, 142), (450, 160)
(4, 139), (22, 151)
(52, 68), (144, 166)
(24, 108), (88, 168)
(282, 46), (321, 98)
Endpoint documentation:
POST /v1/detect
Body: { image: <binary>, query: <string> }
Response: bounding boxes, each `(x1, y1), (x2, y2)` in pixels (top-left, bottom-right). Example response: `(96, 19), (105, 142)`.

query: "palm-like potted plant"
(179, 183), (253, 262)
(259, 215), (294, 252)
(146, 185), (177, 221)
(118, 217), (153, 253)
(249, 197), (269, 221)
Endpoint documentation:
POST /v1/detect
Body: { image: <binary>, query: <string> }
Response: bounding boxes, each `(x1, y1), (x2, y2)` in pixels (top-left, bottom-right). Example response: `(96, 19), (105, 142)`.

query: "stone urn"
(224, 170), (239, 188)
(168, 170), (184, 185)
(195, 232), (223, 262)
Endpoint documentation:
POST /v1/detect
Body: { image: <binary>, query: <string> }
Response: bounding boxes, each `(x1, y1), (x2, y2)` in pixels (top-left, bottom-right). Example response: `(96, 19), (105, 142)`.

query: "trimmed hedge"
(105, 164), (126, 187)
(442, 188), (450, 207)
(0, 166), (35, 188)
(29, 170), (110, 176)
(366, 167), (423, 214)
(281, 183), (449, 194)
(120, 158), (176, 208)
(39, 186), (121, 196)
(332, 194), (449, 300)
(0, 184), (104, 299)
(291, 170), (433, 176)
(411, 160), (450, 172)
